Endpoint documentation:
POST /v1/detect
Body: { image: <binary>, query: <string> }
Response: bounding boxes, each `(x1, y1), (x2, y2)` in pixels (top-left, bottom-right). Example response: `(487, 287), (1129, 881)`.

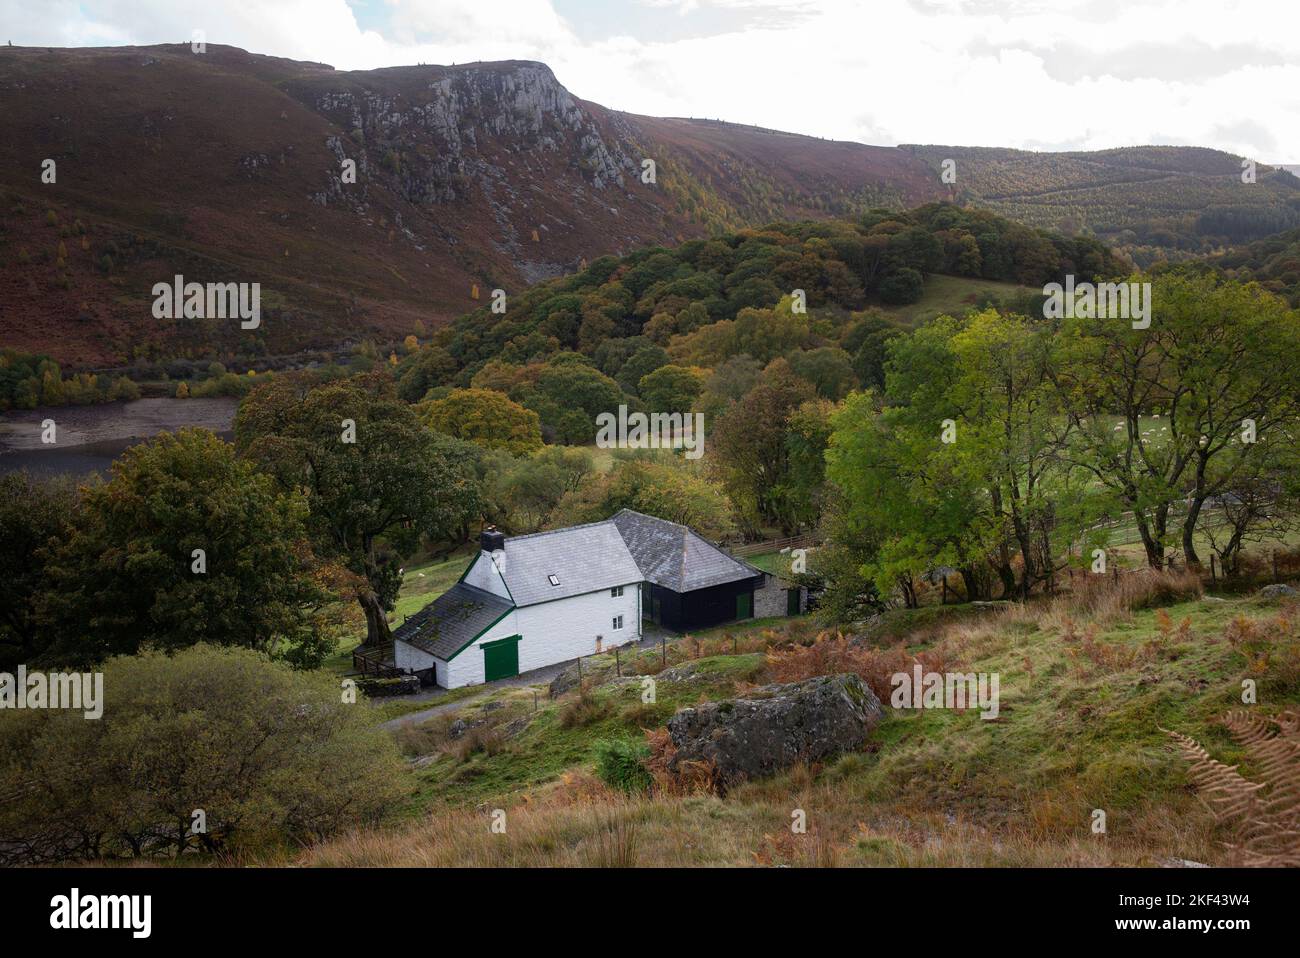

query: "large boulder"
(667, 673), (882, 788)
(1258, 583), (1298, 600)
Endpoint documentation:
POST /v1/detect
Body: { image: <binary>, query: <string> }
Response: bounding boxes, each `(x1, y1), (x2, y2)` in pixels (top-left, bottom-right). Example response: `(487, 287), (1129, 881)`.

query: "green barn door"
(482, 635), (521, 681)
(787, 588), (801, 615)
(735, 591), (752, 620)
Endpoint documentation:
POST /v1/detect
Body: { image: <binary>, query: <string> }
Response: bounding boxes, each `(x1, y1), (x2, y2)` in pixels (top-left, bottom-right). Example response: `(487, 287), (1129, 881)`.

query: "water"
(0, 397), (239, 479)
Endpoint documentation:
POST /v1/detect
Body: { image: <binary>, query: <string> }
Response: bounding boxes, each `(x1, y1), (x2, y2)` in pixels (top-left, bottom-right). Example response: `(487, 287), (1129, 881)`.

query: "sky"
(3, 0), (1298, 161)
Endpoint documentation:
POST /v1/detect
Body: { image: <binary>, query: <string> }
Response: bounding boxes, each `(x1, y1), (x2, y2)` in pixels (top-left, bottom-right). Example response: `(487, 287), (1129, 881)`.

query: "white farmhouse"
(392, 509), (805, 688)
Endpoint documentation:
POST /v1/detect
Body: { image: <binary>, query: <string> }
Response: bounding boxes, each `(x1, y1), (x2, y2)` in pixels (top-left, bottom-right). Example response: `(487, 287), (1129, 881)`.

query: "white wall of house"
(463, 550), (511, 600)
(394, 641), (436, 673)
(513, 583), (641, 674)
(398, 583), (642, 689)
(443, 610), (520, 687)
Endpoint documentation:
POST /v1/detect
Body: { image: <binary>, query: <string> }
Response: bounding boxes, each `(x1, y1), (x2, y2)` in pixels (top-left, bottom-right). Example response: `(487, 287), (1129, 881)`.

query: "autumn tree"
(712, 359), (816, 535)
(422, 387), (543, 455)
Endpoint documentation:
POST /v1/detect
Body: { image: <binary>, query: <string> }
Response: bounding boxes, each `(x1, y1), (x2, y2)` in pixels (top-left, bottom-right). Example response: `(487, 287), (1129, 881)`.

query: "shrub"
(558, 686), (614, 728)
(448, 725), (506, 762)
(593, 738), (653, 793)
(0, 645), (407, 864)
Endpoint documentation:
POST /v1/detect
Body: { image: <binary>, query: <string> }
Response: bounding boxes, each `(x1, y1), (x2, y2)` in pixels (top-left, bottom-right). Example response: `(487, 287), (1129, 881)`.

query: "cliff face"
(0, 45), (937, 367)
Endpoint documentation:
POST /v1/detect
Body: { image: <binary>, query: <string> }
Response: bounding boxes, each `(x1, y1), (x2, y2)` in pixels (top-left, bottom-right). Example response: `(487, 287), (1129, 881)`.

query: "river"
(0, 397), (239, 479)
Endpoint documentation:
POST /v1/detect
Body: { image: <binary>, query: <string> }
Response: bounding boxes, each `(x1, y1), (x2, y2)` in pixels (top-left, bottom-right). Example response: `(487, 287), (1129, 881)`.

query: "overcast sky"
(4, 0), (1297, 161)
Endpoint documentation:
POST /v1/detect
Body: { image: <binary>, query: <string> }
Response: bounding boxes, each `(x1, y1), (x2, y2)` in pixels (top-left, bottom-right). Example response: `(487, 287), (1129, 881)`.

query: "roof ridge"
(502, 515), (616, 543)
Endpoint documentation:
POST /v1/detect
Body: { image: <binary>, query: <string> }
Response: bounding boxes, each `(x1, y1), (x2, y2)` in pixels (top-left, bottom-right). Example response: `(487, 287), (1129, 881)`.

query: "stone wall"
(754, 574), (805, 618)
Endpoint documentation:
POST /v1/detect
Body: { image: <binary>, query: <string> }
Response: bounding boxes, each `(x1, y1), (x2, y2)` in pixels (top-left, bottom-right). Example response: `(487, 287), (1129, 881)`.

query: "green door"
(787, 588), (801, 615)
(482, 635), (520, 681)
(735, 591), (752, 620)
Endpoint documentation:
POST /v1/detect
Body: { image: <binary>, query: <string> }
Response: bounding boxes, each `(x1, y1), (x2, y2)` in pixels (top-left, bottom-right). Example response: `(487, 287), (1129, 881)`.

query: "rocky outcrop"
(308, 62), (637, 212)
(667, 673), (882, 788)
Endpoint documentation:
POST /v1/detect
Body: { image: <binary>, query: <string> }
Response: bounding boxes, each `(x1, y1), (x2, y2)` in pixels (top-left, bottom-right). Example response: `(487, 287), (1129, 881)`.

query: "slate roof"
(497, 519), (644, 606)
(612, 509), (763, 593)
(392, 582), (513, 659)
(393, 511), (764, 661)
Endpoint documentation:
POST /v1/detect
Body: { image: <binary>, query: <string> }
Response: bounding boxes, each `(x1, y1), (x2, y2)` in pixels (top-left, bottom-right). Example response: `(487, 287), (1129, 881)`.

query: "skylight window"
(548, 574), (560, 586)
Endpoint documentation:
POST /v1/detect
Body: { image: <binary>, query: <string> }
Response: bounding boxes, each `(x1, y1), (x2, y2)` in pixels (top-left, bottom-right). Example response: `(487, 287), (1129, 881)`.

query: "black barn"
(612, 510), (765, 632)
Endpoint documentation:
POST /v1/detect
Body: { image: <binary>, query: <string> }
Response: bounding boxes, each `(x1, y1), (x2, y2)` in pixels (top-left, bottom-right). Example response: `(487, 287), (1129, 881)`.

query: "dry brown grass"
(298, 770), (1221, 868)
(765, 631), (952, 703)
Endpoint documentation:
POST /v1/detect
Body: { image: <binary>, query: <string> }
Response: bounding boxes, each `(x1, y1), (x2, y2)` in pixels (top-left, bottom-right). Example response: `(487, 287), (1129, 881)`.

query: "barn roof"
(611, 509), (763, 593)
(392, 582), (513, 659)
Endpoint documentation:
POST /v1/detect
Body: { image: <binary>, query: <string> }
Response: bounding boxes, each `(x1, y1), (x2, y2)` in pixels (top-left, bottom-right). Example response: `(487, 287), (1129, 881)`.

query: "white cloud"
(1, 0), (1296, 159)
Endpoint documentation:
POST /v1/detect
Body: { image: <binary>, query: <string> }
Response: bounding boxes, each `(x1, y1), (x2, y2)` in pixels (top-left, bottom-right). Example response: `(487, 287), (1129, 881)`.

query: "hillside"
(905, 144), (1300, 265)
(3, 43), (1299, 372)
(0, 44), (941, 369)
(302, 580), (1300, 867)
(1192, 225), (1300, 306)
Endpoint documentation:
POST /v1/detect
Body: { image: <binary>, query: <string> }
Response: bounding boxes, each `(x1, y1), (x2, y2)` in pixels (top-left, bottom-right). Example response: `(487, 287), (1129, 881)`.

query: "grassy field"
(390, 552), (474, 624)
(298, 570), (1300, 867)
(880, 274), (1038, 328)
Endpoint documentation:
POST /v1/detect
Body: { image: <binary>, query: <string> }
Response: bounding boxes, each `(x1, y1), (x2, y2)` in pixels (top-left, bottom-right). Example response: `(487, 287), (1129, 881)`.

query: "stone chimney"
(480, 525), (506, 553)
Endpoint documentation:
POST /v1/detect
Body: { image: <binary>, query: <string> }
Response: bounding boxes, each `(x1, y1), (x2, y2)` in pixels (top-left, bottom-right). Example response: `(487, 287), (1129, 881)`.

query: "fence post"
(615, 647), (621, 677)
(1274, 551), (1280, 583)
(661, 636), (666, 668)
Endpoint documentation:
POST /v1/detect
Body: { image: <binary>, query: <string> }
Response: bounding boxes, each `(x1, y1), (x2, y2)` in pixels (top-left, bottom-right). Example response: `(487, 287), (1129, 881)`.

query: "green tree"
(615, 343), (670, 395)
(41, 429), (347, 666)
(235, 373), (482, 645)
(1053, 275), (1300, 568)
(483, 446), (595, 533)
(712, 359), (816, 535)
(526, 362), (624, 444)
(395, 345), (457, 402)
(0, 473), (79, 669)
(786, 347), (858, 400)
(638, 364), (706, 412)
(553, 457), (735, 540)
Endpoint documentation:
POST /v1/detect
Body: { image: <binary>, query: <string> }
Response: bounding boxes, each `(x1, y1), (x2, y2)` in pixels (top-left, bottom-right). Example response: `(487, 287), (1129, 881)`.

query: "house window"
(548, 574), (560, 587)
(612, 615), (623, 630)
(611, 585), (623, 598)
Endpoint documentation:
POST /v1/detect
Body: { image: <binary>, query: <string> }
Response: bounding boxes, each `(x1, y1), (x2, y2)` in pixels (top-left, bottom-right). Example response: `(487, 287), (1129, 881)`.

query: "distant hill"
(904, 144), (1300, 266)
(1, 43), (1295, 370)
(0, 44), (939, 368)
